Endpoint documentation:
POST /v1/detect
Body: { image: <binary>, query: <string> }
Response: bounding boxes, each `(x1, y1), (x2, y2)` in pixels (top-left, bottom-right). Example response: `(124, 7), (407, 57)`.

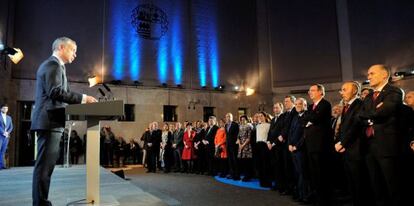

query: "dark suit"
(338, 98), (368, 206)
(203, 125), (218, 175)
(359, 83), (403, 206)
(0, 114), (13, 169)
(288, 111), (310, 201)
(172, 128), (184, 171)
(144, 129), (162, 172)
(31, 56), (83, 206)
(398, 104), (414, 205)
(303, 98), (333, 205)
(225, 121), (239, 178)
(267, 114), (287, 191)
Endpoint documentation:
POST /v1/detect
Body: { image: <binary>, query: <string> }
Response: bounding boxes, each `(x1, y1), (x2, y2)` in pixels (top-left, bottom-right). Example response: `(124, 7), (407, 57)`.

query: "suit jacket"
(338, 98), (365, 160)
(173, 129), (184, 150)
(359, 83), (403, 157)
(287, 111), (307, 150)
(304, 98), (333, 153)
(204, 125), (219, 149)
(31, 56), (83, 131)
(225, 121), (239, 148)
(281, 109), (298, 140)
(144, 129), (162, 151)
(0, 115), (13, 138)
(398, 104), (414, 154)
(267, 114), (285, 145)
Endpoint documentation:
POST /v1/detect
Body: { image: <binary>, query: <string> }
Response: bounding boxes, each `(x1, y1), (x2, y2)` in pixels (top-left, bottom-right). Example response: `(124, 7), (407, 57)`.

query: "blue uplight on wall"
(110, 0), (143, 82)
(158, 36), (168, 83)
(171, 8), (183, 85)
(209, 17), (219, 88)
(129, 27), (140, 80)
(111, 1), (125, 80)
(193, 1), (219, 88)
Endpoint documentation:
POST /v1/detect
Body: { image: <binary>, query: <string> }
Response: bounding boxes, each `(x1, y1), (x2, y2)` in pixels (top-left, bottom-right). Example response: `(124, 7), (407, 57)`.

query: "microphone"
(98, 88), (106, 97)
(102, 83), (114, 100)
(102, 83), (111, 92)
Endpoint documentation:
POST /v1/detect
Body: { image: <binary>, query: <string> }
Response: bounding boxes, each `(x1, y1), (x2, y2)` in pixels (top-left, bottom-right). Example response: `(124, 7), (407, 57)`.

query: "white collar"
(313, 98), (323, 106)
(52, 54), (65, 66)
(374, 82), (388, 92)
(346, 96), (358, 105)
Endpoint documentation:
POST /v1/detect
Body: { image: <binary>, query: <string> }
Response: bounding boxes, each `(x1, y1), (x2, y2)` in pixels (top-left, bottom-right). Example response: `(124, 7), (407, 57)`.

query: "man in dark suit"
(399, 90), (414, 204)
(172, 122), (184, 172)
(303, 84), (333, 206)
(0, 104), (13, 170)
(225, 113), (240, 180)
(203, 116), (219, 176)
(144, 122), (162, 173)
(335, 81), (368, 206)
(359, 64), (403, 206)
(31, 37), (97, 206)
(267, 102), (285, 191)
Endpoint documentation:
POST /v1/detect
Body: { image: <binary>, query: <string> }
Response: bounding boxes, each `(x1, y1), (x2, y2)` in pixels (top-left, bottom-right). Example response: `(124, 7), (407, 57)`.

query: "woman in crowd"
(69, 130), (83, 164)
(161, 123), (173, 173)
(214, 119), (228, 178)
(237, 115), (253, 181)
(182, 123), (196, 173)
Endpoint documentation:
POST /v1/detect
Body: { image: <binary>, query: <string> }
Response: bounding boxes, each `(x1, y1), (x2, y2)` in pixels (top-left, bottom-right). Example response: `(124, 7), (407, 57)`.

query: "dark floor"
(124, 167), (301, 206)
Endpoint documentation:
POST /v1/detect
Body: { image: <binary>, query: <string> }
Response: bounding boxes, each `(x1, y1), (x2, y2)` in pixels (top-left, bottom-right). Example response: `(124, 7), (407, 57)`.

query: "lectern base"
(67, 195), (119, 206)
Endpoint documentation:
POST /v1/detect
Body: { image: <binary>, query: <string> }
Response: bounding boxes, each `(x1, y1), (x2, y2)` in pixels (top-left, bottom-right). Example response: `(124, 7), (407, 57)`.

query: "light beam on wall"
(194, 0), (219, 88)
(171, 7), (183, 85)
(111, 0), (125, 80)
(129, 25), (140, 80)
(158, 36), (168, 83)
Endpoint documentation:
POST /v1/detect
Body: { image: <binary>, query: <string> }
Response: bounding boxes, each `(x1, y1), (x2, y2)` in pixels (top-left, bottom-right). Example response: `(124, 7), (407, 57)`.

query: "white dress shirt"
(256, 122), (270, 143)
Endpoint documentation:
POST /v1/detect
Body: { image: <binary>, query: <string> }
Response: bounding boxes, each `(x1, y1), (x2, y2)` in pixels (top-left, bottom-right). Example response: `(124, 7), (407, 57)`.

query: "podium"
(66, 100), (124, 205)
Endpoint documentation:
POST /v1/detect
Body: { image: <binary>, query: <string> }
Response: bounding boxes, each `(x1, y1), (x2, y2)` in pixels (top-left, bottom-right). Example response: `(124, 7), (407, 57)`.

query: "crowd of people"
(140, 65), (414, 206)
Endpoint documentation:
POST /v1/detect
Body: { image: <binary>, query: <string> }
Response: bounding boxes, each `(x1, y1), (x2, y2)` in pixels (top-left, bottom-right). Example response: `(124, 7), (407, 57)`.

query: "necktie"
(372, 91), (380, 101)
(312, 104), (317, 111)
(343, 104), (350, 114)
(366, 91), (380, 138)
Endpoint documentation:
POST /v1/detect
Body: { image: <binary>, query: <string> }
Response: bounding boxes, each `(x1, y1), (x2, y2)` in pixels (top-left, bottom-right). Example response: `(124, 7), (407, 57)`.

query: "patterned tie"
(365, 91), (380, 138)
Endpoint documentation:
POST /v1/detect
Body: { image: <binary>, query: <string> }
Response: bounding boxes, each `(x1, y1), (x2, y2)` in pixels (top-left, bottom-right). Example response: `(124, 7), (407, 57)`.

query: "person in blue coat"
(0, 104), (13, 169)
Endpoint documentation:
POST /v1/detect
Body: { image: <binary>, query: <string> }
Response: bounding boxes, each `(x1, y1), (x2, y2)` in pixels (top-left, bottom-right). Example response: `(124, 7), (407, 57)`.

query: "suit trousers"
(32, 130), (62, 206)
(0, 136), (10, 168)
(365, 153), (401, 206)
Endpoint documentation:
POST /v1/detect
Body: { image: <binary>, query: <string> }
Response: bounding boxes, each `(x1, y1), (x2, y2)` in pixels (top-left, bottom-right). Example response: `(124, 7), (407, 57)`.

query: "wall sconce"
(0, 45), (24, 64)
(188, 99), (200, 110)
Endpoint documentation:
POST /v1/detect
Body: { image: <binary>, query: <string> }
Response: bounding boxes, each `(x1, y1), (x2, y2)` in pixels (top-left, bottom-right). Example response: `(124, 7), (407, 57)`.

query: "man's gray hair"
(52, 37), (76, 52)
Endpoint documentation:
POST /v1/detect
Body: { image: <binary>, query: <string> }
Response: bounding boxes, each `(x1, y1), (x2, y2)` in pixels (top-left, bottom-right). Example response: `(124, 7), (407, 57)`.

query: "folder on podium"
(66, 100), (124, 205)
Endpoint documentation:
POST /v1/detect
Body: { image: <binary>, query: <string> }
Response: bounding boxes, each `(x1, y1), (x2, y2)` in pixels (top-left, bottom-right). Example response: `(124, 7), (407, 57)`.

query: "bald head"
(405, 91), (414, 108)
(367, 64), (390, 89)
(340, 81), (360, 102)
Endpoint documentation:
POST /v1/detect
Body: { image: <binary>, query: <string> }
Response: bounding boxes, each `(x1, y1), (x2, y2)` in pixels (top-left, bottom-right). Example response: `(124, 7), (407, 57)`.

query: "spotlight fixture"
(110, 80), (122, 85)
(161, 83), (168, 88)
(176, 84), (183, 89)
(201, 86), (208, 90)
(133, 80), (143, 86)
(362, 80), (370, 85)
(215, 84), (225, 91)
(234, 86), (240, 91)
(394, 71), (406, 76)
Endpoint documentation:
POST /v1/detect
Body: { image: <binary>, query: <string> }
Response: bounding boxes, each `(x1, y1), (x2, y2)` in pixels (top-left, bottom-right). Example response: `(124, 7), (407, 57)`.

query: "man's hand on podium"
(86, 95), (98, 103)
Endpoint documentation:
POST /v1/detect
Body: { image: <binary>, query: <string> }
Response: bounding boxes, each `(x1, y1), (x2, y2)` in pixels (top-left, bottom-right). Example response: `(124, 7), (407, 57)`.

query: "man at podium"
(30, 37), (97, 206)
